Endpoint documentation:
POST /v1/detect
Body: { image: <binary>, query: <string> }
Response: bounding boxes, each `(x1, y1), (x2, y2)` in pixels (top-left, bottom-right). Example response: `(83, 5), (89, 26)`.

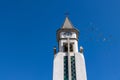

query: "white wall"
(75, 53), (87, 80)
(53, 52), (65, 80)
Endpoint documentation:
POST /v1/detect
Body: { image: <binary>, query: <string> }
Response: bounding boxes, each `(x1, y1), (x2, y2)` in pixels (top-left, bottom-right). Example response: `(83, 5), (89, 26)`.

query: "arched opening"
(63, 43), (68, 52)
(63, 43), (74, 52)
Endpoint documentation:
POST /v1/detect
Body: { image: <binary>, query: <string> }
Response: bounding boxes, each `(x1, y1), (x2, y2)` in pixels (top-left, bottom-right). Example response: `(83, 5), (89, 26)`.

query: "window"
(64, 56), (68, 80)
(71, 56), (76, 80)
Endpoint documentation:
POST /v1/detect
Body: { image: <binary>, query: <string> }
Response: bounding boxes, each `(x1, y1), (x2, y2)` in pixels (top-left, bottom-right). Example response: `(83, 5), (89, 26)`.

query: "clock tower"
(53, 17), (87, 80)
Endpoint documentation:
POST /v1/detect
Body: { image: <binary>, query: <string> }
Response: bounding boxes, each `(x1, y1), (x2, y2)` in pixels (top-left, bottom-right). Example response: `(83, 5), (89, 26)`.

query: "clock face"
(64, 32), (72, 37)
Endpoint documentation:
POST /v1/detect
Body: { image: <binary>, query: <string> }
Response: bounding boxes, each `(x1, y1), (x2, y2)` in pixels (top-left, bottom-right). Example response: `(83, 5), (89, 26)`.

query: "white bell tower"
(53, 17), (87, 80)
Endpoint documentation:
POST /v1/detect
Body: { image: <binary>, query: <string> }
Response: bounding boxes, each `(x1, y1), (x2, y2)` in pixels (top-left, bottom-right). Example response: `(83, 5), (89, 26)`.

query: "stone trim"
(59, 38), (78, 41)
(56, 28), (79, 42)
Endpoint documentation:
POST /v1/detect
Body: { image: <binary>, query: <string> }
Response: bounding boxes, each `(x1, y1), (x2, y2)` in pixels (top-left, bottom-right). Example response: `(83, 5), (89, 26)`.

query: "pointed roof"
(62, 17), (74, 29)
(57, 16), (79, 41)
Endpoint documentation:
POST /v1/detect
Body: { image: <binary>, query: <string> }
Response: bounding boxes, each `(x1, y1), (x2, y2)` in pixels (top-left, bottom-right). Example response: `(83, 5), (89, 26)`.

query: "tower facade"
(53, 17), (87, 80)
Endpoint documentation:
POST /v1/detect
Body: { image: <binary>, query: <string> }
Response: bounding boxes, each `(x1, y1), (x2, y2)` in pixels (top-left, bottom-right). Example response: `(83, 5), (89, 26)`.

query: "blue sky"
(0, 0), (120, 80)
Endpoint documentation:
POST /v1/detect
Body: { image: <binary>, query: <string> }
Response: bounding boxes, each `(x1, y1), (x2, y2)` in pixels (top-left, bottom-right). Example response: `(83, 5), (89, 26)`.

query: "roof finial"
(65, 12), (70, 17)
